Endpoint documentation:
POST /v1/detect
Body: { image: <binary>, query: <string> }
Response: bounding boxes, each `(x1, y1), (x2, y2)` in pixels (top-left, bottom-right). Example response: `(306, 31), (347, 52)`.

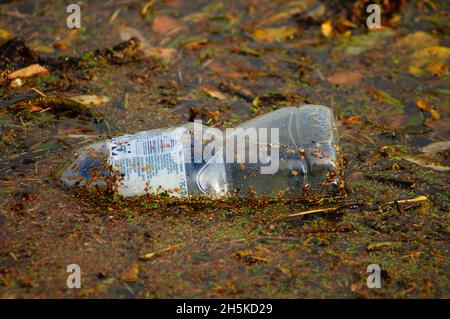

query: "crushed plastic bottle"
(61, 105), (341, 198)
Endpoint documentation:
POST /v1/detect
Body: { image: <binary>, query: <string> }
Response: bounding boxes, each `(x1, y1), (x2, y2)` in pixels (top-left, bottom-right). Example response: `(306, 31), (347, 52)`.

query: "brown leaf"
(143, 47), (177, 60)
(53, 29), (79, 51)
(184, 38), (208, 51)
(385, 114), (407, 130)
(203, 87), (226, 100)
(120, 263), (139, 282)
(207, 62), (242, 79)
(327, 71), (363, 86)
(219, 81), (254, 101)
(152, 15), (182, 34)
(7, 64), (48, 79)
(342, 115), (362, 125)
(27, 104), (43, 112)
(426, 61), (447, 76)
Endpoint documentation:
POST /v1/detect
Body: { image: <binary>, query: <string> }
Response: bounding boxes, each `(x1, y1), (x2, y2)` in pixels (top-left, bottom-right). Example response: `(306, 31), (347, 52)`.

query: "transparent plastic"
(61, 105), (340, 198)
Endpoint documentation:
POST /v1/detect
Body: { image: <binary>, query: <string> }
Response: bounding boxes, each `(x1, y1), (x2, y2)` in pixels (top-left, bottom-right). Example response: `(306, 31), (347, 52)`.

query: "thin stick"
(269, 206), (340, 224)
(268, 195), (429, 224)
(140, 243), (183, 261)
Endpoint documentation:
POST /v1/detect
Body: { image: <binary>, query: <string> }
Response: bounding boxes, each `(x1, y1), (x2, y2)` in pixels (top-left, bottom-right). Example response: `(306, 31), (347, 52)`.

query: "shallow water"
(0, 0), (449, 298)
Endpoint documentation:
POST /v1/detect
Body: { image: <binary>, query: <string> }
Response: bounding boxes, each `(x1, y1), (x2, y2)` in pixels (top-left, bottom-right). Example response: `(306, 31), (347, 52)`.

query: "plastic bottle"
(61, 105), (340, 198)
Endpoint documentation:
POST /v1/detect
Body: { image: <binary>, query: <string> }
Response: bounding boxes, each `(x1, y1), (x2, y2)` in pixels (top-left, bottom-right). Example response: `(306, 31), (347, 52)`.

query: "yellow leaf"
(409, 46), (450, 76)
(416, 99), (430, 111)
(426, 61), (447, 76)
(408, 65), (421, 75)
(396, 32), (439, 51)
(7, 64), (49, 79)
(0, 28), (10, 39)
(252, 26), (298, 43)
(70, 95), (111, 106)
(367, 242), (401, 251)
(429, 108), (440, 120)
(416, 100), (440, 119)
(34, 44), (55, 54)
(321, 20), (333, 38)
(140, 0), (156, 17)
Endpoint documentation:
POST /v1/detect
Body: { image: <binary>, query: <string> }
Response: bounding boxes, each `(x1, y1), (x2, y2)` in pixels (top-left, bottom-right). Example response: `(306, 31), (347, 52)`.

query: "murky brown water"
(0, 0), (448, 298)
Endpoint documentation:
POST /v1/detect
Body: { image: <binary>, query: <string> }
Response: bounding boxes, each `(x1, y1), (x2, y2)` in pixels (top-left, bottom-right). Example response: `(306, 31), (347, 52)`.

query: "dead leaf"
(53, 29), (79, 51)
(252, 26), (298, 43)
(256, 6), (305, 27)
(368, 88), (404, 112)
(429, 108), (440, 120)
(327, 71), (362, 86)
(342, 115), (362, 125)
(416, 100), (440, 119)
(400, 153), (450, 172)
(118, 26), (176, 60)
(207, 62), (242, 79)
(367, 242), (401, 252)
(69, 95), (111, 106)
(234, 249), (271, 264)
(119, 26), (147, 45)
(0, 28), (10, 39)
(143, 47), (177, 60)
(219, 81), (254, 101)
(385, 114), (407, 130)
(27, 105), (43, 112)
(184, 38), (208, 51)
(426, 61), (447, 76)
(7, 64), (48, 79)
(203, 87), (226, 100)
(141, 0), (156, 17)
(409, 46), (450, 76)
(321, 20), (333, 38)
(33, 43), (55, 54)
(420, 141), (450, 154)
(395, 32), (439, 51)
(416, 99), (431, 111)
(152, 15), (182, 34)
(276, 266), (292, 277)
(120, 263), (139, 282)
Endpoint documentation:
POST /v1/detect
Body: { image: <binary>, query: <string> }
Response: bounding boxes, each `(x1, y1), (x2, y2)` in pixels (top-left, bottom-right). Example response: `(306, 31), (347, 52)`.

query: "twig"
(268, 206), (341, 224)
(268, 195), (429, 225)
(140, 243), (183, 261)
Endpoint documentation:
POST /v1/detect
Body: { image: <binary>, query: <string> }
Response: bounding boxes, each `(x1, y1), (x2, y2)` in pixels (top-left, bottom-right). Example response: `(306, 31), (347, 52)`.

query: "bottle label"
(107, 129), (188, 197)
